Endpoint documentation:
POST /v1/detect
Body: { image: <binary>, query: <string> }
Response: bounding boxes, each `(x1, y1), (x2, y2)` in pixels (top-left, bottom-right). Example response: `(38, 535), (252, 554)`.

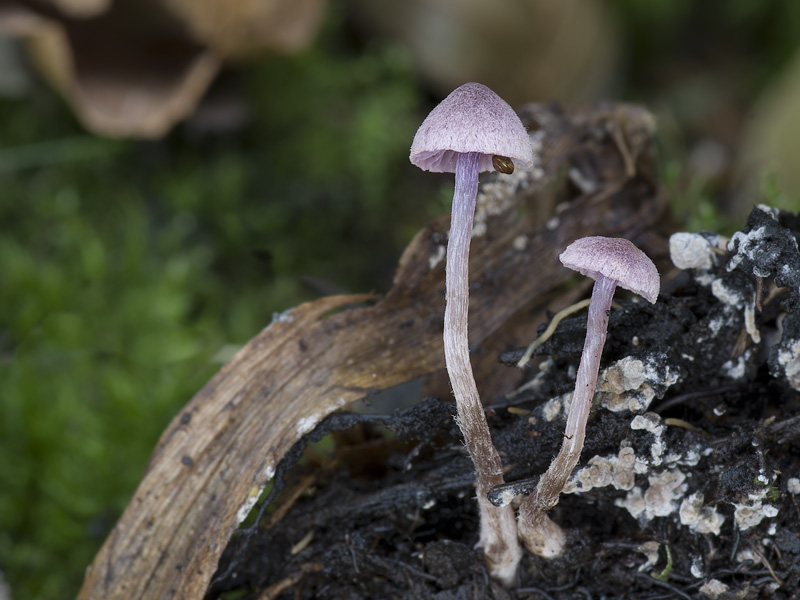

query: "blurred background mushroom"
(3, 2), (800, 599)
(348, 0), (620, 108)
(0, 0), (325, 137)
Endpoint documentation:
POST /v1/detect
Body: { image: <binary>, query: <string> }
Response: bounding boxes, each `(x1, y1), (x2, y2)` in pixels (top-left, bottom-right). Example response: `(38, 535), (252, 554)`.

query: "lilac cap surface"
(559, 236), (660, 303)
(410, 82), (534, 174)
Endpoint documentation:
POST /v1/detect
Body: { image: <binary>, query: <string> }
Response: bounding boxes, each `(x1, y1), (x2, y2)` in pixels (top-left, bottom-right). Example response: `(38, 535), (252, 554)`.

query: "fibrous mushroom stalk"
(517, 274), (616, 556)
(446, 151), (521, 583)
(517, 236), (659, 558)
(410, 82), (533, 584)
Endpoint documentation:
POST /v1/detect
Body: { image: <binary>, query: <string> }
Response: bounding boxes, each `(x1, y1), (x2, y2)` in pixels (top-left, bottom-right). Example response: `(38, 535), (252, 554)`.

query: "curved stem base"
(517, 275), (616, 557)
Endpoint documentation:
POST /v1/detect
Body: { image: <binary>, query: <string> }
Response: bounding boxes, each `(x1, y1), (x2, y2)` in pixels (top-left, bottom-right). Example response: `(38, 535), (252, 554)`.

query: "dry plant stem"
(517, 298), (592, 368)
(518, 274), (616, 557)
(446, 151), (521, 583)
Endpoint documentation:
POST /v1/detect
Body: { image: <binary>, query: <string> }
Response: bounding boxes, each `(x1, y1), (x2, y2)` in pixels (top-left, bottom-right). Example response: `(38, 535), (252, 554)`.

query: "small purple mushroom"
(518, 236), (660, 557)
(410, 82), (533, 584)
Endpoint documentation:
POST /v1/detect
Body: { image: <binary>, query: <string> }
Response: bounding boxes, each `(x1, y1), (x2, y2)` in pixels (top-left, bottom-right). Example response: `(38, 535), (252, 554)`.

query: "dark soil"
(208, 207), (800, 600)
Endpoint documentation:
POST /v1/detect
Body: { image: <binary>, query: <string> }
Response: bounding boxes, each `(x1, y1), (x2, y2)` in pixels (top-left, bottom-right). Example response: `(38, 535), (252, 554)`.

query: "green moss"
(0, 11), (424, 598)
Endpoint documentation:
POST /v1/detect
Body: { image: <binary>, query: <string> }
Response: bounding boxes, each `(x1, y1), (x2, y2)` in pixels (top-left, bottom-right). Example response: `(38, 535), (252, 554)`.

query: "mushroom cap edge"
(559, 236), (660, 304)
(410, 82), (534, 174)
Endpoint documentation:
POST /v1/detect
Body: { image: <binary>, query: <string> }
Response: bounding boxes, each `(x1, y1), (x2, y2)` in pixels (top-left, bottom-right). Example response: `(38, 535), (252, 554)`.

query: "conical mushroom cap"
(559, 236), (660, 304)
(410, 82), (534, 174)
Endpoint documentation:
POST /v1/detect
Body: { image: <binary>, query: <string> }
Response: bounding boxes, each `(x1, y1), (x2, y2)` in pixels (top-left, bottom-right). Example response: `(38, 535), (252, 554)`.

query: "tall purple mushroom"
(518, 236), (660, 557)
(410, 82), (533, 584)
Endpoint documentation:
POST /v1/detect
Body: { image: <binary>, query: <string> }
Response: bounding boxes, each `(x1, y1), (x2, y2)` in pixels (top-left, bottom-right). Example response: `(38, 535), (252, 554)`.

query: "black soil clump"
(208, 207), (800, 599)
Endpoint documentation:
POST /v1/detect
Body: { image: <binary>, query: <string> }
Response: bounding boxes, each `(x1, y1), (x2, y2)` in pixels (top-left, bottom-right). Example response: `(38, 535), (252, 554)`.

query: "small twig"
(729, 527), (740, 563)
(663, 418), (710, 440)
(517, 299), (591, 368)
(762, 282), (784, 305)
(730, 327), (750, 359)
(755, 277), (764, 312)
(290, 530), (315, 555)
(488, 477), (539, 507)
(256, 562), (323, 600)
(749, 542), (784, 587)
(347, 533), (360, 574)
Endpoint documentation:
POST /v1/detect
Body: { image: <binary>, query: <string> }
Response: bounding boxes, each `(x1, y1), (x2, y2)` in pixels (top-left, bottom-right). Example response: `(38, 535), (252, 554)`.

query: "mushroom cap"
(410, 82), (534, 173)
(559, 236), (660, 303)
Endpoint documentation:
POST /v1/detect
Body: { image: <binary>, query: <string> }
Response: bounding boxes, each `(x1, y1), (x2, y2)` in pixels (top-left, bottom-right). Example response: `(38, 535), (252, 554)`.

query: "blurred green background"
(2, 1), (800, 598)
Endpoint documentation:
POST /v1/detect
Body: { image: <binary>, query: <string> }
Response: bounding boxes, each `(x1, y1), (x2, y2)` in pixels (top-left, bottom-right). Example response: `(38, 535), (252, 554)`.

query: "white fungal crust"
(669, 232), (715, 270)
(615, 469), (687, 521)
(596, 356), (679, 413)
(727, 226), (772, 275)
(733, 488), (779, 531)
(699, 579), (730, 599)
(410, 82), (534, 174)
(635, 541), (661, 572)
(777, 339), (800, 390)
(559, 236), (660, 303)
(563, 445), (638, 493)
(679, 492), (725, 535)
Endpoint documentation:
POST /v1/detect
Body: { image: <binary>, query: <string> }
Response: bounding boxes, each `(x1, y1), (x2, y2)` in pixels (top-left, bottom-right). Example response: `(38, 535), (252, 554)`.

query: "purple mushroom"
(410, 82), (533, 583)
(517, 236), (660, 557)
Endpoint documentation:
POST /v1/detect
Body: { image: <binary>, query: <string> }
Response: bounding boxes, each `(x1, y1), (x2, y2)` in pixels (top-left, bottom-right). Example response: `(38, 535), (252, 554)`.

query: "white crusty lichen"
(635, 541), (661, 572)
(726, 205), (779, 278)
(679, 492), (725, 535)
(690, 554), (704, 578)
(708, 275), (762, 345)
(597, 356), (679, 413)
(428, 244), (445, 270)
(699, 579), (730, 599)
(513, 235), (529, 251)
(236, 484), (265, 524)
(669, 232), (715, 270)
(733, 488), (779, 530)
(472, 142), (544, 238)
(563, 445), (640, 494)
(296, 414), (321, 438)
(711, 277), (743, 308)
(541, 392), (570, 422)
(721, 351), (749, 380)
(236, 465), (277, 525)
(615, 469), (687, 521)
(630, 412), (663, 435)
(777, 339), (800, 391)
(630, 412), (666, 466)
(269, 308), (295, 325)
(727, 226), (770, 274)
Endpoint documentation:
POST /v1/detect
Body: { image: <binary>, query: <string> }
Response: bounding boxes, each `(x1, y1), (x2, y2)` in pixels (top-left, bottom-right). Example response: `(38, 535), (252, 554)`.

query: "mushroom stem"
(445, 151), (521, 584)
(518, 274), (616, 557)
(558, 274), (615, 464)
